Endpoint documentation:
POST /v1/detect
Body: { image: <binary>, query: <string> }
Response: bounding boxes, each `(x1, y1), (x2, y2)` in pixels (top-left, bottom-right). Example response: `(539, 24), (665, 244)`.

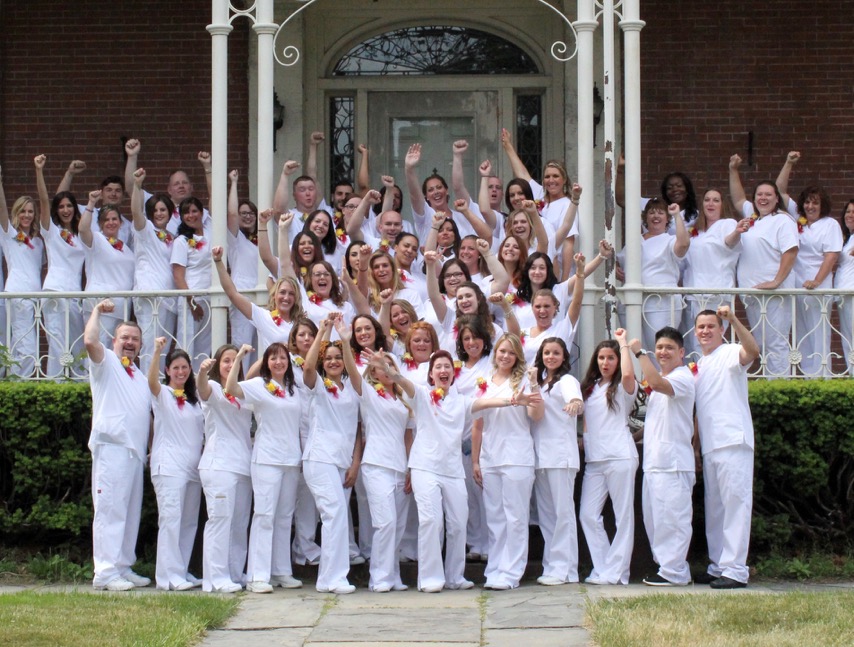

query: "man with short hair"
(85, 299), (152, 591)
(693, 306), (760, 589)
(629, 327), (696, 587)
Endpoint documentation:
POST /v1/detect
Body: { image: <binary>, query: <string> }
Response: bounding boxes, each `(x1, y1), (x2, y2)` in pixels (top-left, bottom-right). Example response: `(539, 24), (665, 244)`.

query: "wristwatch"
(634, 349), (648, 358)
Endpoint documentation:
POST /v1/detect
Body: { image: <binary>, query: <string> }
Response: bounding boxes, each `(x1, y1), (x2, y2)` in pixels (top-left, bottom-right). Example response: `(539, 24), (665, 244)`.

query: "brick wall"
(638, 1), (854, 211)
(0, 0), (250, 205)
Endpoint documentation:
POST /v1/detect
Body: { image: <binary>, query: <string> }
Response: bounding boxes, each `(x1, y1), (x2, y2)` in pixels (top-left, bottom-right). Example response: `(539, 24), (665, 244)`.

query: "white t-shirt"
(250, 303), (294, 356)
(240, 376), (303, 466)
(88, 348), (151, 459)
(477, 376), (534, 469)
(683, 218), (741, 294)
(227, 229), (259, 290)
(150, 386), (205, 480)
(521, 317), (578, 366)
(529, 179), (580, 240)
(299, 283), (355, 341)
(737, 204), (799, 288)
(132, 221), (175, 291)
(695, 343), (753, 454)
(42, 224), (85, 291)
(359, 384), (411, 473)
(171, 234), (212, 289)
(83, 232), (135, 292)
(531, 374), (582, 469)
(413, 198), (483, 241)
(302, 377), (359, 468)
(834, 236), (854, 290)
(582, 381), (638, 462)
(199, 381), (252, 476)
(0, 226), (44, 291)
(794, 216), (843, 288)
(642, 365), (695, 472)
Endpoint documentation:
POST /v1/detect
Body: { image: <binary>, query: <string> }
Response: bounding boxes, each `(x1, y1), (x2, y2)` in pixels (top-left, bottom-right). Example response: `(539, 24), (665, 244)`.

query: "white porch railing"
(1, 286), (851, 380)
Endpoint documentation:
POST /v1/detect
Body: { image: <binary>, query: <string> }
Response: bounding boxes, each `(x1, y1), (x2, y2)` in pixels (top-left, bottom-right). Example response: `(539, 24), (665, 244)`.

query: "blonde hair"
(368, 251), (404, 310)
(266, 276), (304, 320)
(362, 355), (413, 417)
(11, 196), (40, 238)
(491, 333), (526, 392)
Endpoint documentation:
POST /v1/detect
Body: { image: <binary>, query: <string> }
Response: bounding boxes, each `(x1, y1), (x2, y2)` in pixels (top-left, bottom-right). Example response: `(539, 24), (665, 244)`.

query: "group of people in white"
(5, 131), (823, 593)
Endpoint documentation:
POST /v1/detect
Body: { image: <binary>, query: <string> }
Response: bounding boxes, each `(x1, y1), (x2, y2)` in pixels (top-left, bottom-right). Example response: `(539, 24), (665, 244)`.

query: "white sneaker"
(271, 575), (303, 589)
(349, 555), (366, 565)
(123, 571), (151, 587)
(420, 583), (443, 593)
(214, 582), (243, 593)
(392, 583), (409, 591)
(446, 580), (474, 590)
(246, 581), (274, 594)
(185, 573), (202, 587)
(172, 580), (195, 591)
(371, 584), (392, 593)
(484, 582), (510, 590)
(99, 577), (135, 592)
(537, 575), (565, 586)
(331, 583), (356, 594)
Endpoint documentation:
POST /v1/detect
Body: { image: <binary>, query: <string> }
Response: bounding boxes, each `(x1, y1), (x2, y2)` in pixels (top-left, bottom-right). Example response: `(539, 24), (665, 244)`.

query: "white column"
(574, 0), (598, 368)
(207, 0), (233, 350)
(619, 0), (646, 339)
(254, 0), (277, 290)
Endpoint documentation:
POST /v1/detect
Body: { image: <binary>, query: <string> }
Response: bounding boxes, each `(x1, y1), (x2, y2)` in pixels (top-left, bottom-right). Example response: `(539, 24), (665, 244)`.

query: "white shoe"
(98, 577), (135, 592)
(420, 583), (443, 593)
(447, 580), (474, 590)
(123, 571), (151, 587)
(246, 581), (274, 594)
(392, 583), (409, 591)
(349, 555), (366, 565)
(371, 584), (391, 593)
(331, 583), (356, 594)
(271, 575), (303, 589)
(214, 582), (243, 593)
(537, 576), (566, 586)
(585, 576), (606, 585)
(484, 582), (510, 590)
(171, 580), (195, 591)
(185, 573), (202, 587)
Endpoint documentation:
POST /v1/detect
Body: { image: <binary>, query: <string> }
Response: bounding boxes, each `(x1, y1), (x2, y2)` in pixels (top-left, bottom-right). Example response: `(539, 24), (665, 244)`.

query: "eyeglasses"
(312, 271), (332, 278)
(343, 203), (359, 210)
(238, 210), (255, 217)
(444, 271), (465, 280)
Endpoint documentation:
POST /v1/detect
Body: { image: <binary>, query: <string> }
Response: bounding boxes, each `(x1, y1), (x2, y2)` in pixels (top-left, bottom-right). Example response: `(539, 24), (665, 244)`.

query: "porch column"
(254, 0), (277, 288)
(207, 0), (232, 349)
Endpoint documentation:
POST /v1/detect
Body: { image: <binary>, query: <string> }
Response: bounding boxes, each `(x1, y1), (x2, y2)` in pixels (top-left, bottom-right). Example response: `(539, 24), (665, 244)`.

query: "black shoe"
(643, 573), (676, 586)
(710, 576), (747, 589)
(693, 572), (717, 585)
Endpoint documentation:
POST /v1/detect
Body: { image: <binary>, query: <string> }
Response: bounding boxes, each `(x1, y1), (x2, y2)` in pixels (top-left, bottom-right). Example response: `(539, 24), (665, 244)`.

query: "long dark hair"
(259, 342), (295, 395)
(145, 193), (176, 227)
(208, 344), (243, 385)
(177, 196), (205, 238)
(454, 281), (490, 320)
(580, 339), (622, 411)
(350, 314), (388, 355)
(303, 209), (338, 255)
(841, 199), (854, 245)
(533, 337), (572, 393)
(50, 191), (81, 233)
(455, 314), (494, 363)
(164, 348), (199, 405)
(292, 231), (324, 279)
(516, 252), (559, 303)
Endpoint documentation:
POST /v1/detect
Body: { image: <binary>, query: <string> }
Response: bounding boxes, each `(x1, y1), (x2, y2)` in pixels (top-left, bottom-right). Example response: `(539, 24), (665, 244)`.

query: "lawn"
(586, 590), (854, 647)
(0, 590), (239, 647)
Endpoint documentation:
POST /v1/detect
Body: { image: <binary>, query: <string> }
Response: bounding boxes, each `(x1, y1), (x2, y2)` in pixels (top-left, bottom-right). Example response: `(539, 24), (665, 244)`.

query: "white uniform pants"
(134, 296), (176, 375)
(152, 473), (202, 590)
(410, 469), (468, 591)
(795, 293), (831, 376)
(642, 471), (695, 584)
(229, 304), (256, 374)
(743, 293), (792, 377)
(463, 454), (488, 555)
(91, 444), (144, 587)
(247, 463), (299, 583)
(42, 295), (84, 379)
(9, 298), (37, 377)
(535, 467), (579, 583)
(200, 468), (251, 591)
(292, 471), (321, 564)
(303, 460), (352, 590)
(354, 467), (374, 558)
(482, 465), (534, 588)
(579, 458), (637, 585)
(703, 445), (753, 584)
(399, 494), (420, 561)
(838, 296), (854, 375)
(362, 464), (408, 590)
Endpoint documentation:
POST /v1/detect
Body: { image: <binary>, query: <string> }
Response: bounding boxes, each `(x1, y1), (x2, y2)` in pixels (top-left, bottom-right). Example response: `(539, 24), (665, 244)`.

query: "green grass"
(0, 590), (239, 647)
(586, 590), (854, 647)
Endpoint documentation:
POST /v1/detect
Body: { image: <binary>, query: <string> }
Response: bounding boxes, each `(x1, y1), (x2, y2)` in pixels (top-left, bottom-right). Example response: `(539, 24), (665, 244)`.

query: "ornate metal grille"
(329, 96), (355, 185)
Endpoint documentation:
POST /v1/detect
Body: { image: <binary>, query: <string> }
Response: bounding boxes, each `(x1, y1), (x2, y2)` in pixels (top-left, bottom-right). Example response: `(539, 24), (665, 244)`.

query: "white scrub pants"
(292, 471), (321, 564)
(200, 468), (251, 591)
(354, 468), (374, 559)
(303, 460), (352, 591)
(838, 296), (854, 375)
(134, 296), (176, 375)
(579, 458), (637, 585)
(362, 464), (408, 590)
(247, 463), (299, 583)
(743, 293), (792, 377)
(152, 473), (202, 590)
(410, 468), (468, 591)
(42, 295), (84, 379)
(703, 445), (753, 584)
(642, 471), (695, 584)
(399, 494), (420, 561)
(91, 444), (144, 588)
(229, 304), (256, 374)
(9, 298), (37, 377)
(482, 465), (535, 588)
(795, 293), (831, 376)
(535, 467), (579, 583)
(463, 454), (488, 556)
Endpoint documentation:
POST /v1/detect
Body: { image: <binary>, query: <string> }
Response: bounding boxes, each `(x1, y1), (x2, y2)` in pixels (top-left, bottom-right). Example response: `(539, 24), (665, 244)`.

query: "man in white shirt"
(629, 327), (696, 586)
(85, 299), (152, 591)
(693, 306), (760, 589)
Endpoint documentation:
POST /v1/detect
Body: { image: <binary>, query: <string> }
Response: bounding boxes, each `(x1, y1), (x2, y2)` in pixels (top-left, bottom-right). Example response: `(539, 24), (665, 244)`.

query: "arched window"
(333, 26), (539, 76)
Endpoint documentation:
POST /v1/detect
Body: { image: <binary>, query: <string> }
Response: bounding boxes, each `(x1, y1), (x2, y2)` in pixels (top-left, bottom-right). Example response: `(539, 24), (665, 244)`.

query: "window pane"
(516, 94), (542, 182)
(329, 96), (355, 186)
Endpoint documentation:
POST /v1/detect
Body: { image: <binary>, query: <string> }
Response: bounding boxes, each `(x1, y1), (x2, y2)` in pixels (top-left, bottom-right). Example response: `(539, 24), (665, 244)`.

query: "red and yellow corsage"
(293, 356), (305, 369)
(797, 216), (808, 234)
(641, 379), (652, 396)
(120, 356), (134, 378)
(689, 226), (700, 238)
(156, 229), (173, 245)
(224, 391), (241, 409)
(15, 231), (35, 249)
(323, 377), (339, 398)
(505, 292), (524, 307)
(747, 214), (759, 228)
(107, 237), (124, 251)
(336, 228), (347, 244)
(188, 237), (205, 251)
(374, 383), (389, 399)
(398, 269), (412, 283)
(453, 360), (462, 379)
(265, 380), (285, 398)
(270, 309), (284, 326)
(535, 199), (545, 211)
(402, 352), (417, 370)
(688, 361), (698, 376)
(248, 233), (258, 246)
(519, 330), (527, 346)
(60, 229), (75, 246)
(389, 327), (399, 340)
(379, 239), (391, 252)
(307, 291), (323, 305)
(475, 376), (488, 396)
(429, 387), (445, 406)
(173, 388), (186, 409)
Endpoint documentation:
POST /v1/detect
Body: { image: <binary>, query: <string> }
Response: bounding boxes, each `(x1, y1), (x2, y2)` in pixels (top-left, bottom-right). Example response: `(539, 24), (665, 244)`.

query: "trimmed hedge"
(1, 380), (853, 557)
